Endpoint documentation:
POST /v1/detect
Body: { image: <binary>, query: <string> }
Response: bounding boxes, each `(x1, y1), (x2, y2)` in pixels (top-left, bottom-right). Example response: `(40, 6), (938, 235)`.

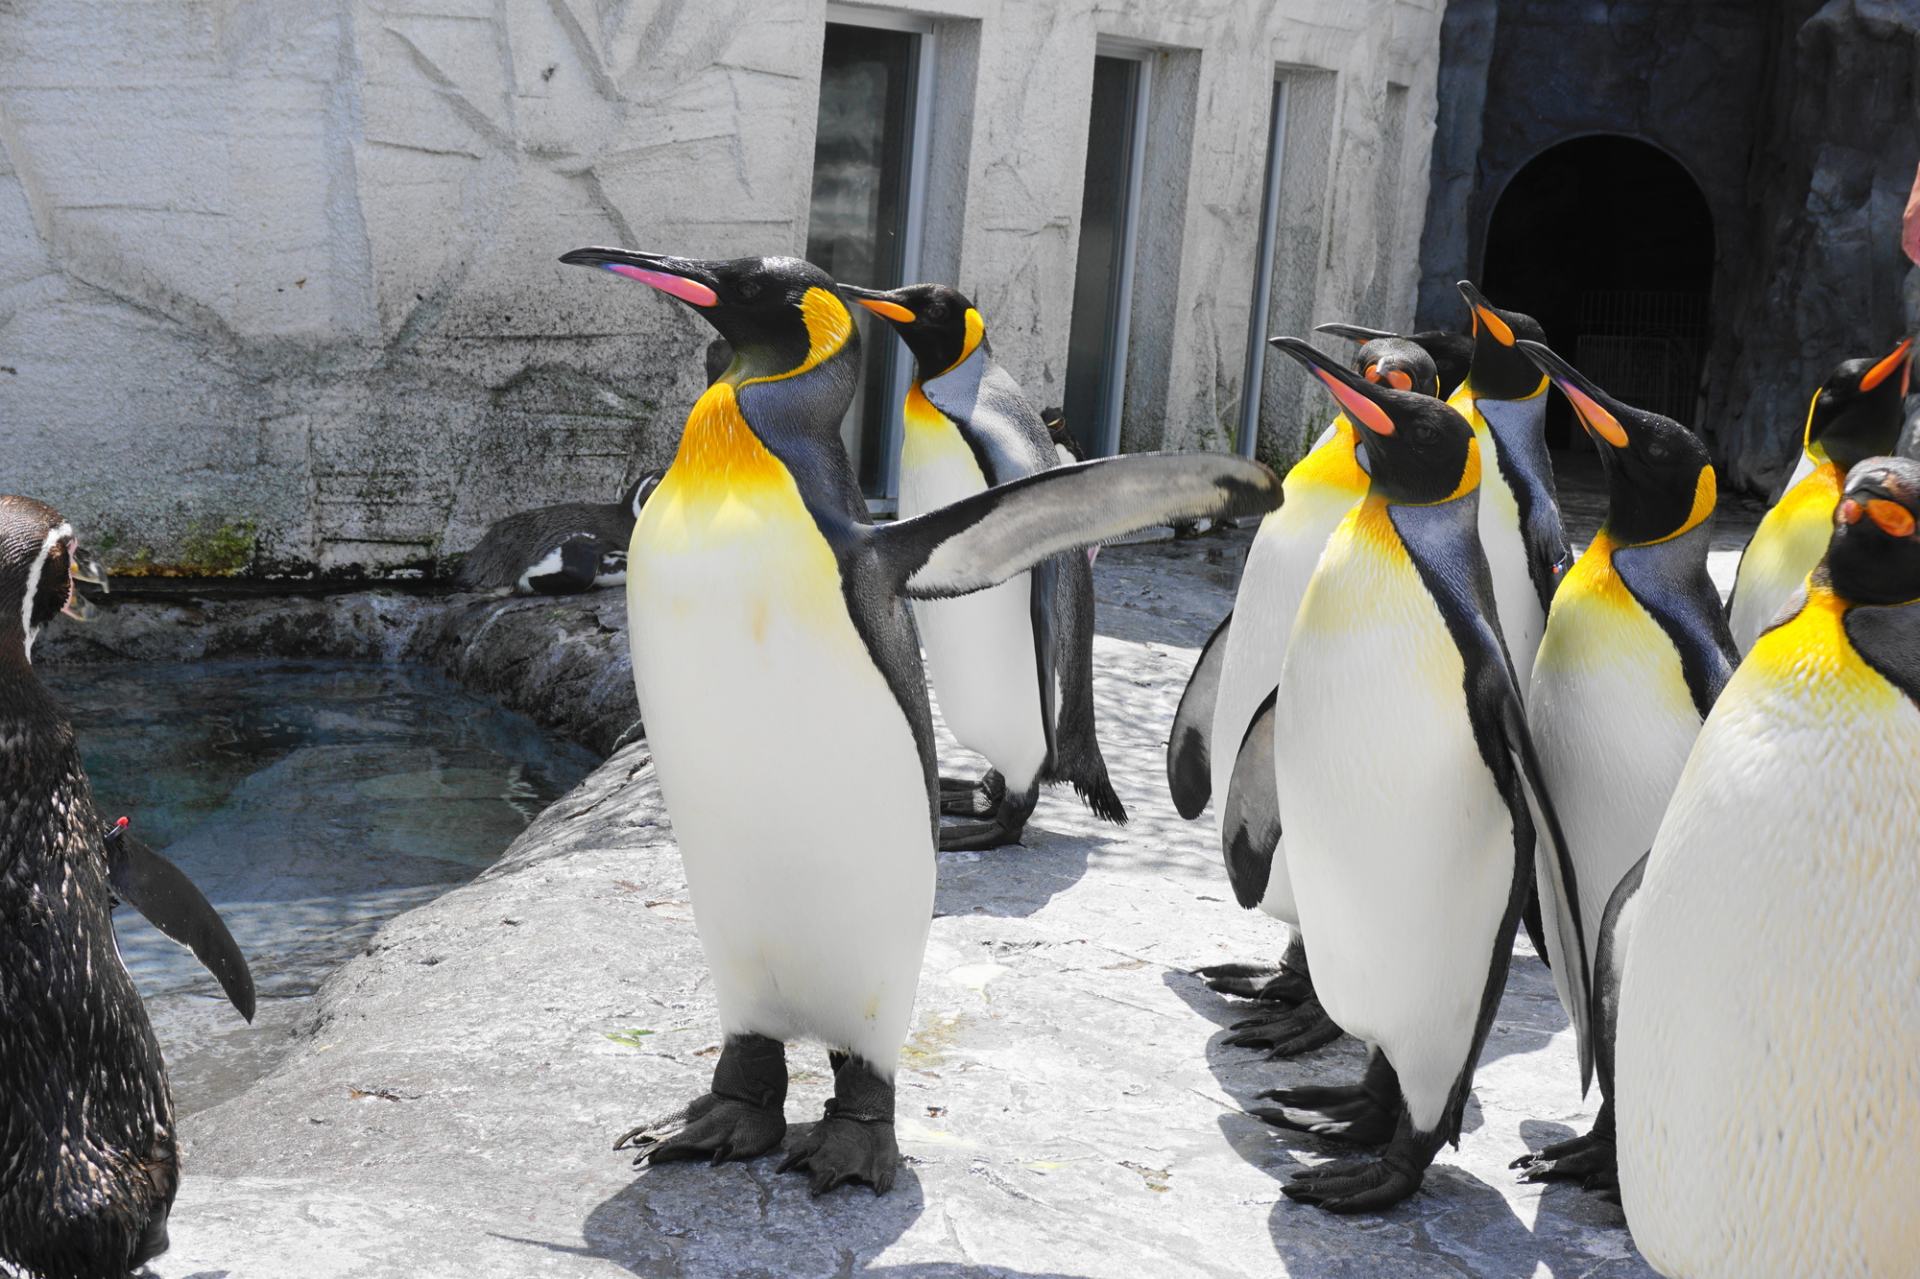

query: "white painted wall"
(0, 0), (1443, 573)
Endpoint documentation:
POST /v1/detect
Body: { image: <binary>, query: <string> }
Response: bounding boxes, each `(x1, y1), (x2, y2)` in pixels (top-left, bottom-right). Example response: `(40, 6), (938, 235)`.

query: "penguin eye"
(1414, 423), (1438, 446)
(925, 301), (948, 322)
(1647, 441), (1670, 462)
(735, 279), (762, 302)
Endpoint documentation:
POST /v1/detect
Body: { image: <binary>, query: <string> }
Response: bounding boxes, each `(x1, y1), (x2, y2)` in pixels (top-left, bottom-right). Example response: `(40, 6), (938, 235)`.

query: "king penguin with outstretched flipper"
(839, 281), (1126, 850)
(1447, 283), (1570, 696)
(1725, 337), (1912, 652)
(1503, 341), (1737, 1196)
(1315, 322), (1471, 398)
(558, 248), (1281, 1195)
(1613, 455), (1920, 1276)
(1170, 335), (1438, 1059)
(2, 496), (254, 1279)
(1243, 340), (1587, 1213)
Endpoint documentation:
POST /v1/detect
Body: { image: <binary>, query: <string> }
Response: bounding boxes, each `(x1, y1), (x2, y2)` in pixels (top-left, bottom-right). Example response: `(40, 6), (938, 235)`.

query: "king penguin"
(1725, 337), (1912, 652)
(1168, 334), (1439, 1058)
(839, 281), (1125, 850)
(1504, 341), (1737, 1196)
(1613, 456), (1920, 1276)
(1, 496), (253, 1279)
(558, 247), (1281, 1195)
(1448, 283), (1571, 696)
(1245, 339), (1587, 1213)
(1315, 322), (1472, 399)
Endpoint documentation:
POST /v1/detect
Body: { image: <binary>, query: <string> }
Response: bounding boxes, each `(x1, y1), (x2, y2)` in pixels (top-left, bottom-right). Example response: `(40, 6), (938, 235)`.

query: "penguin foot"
(1251, 1086), (1396, 1146)
(1510, 1128), (1618, 1191)
(938, 769), (1006, 819)
(614, 1093), (786, 1168)
(777, 1053), (899, 1195)
(1223, 997), (1344, 1057)
(938, 773), (1038, 851)
(1194, 962), (1312, 1004)
(777, 1113), (900, 1196)
(1281, 1152), (1424, 1214)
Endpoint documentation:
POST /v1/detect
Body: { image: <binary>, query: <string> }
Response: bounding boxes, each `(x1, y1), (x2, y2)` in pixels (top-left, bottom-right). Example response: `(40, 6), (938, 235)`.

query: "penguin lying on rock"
(1726, 336), (1912, 652)
(1245, 340), (1586, 1214)
(1169, 333), (1439, 1060)
(560, 247), (1280, 1195)
(457, 471), (663, 597)
(1506, 341), (1736, 1198)
(1613, 455), (1920, 1276)
(841, 281), (1126, 850)
(0, 496), (254, 1279)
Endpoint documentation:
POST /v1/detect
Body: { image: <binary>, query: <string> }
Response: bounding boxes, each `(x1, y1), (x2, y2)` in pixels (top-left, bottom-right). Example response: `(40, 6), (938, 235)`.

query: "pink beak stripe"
(603, 263), (718, 308)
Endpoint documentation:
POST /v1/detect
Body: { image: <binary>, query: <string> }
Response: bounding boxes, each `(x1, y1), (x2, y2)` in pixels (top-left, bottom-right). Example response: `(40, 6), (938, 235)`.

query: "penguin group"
(1162, 273), (1919, 1267)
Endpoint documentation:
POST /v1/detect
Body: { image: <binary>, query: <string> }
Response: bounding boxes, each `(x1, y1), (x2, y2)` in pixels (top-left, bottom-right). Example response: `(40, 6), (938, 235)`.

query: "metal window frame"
(823, 3), (937, 509)
(1089, 39), (1153, 459)
(1239, 75), (1289, 458)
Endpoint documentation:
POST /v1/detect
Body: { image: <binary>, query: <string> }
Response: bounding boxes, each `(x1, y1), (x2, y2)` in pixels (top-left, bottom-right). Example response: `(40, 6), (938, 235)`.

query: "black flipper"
(878, 454), (1281, 601)
(1591, 850), (1647, 1105)
(1477, 396), (1572, 610)
(1167, 611), (1232, 819)
(105, 823), (256, 1022)
(1221, 690), (1281, 911)
(1028, 553), (1060, 775)
(1049, 547), (1125, 823)
(1845, 596), (1920, 709)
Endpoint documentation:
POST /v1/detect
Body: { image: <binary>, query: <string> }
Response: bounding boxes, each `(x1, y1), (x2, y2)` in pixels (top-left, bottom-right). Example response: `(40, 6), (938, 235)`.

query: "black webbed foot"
(777, 1054), (899, 1196)
(1512, 1098), (1618, 1195)
(615, 1033), (786, 1169)
(1223, 996), (1344, 1057)
(1253, 1048), (1398, 1145)
(1194, 962), (1313, 1004)
(938, 771), (1037, 851)
(1282, 1151), (1425, 1214)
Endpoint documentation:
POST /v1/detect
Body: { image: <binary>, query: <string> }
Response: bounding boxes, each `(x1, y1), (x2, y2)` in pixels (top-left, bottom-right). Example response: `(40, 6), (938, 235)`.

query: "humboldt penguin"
(1, 496), (254, 1279)
(1448, 283), (1570, 696)
(1725, 337), (1912, 651)
(1505, 341), (1736, 1195)
(1614, 456), (1920, 1275)
(558, 247), (1280, 1195)
(456, 471), (662, 595)
(1315, 322), (1471, 398)
(1169, 334), (1438, 1059)
(1247, 339), (1587, 1213)
(839, 281), (1124, 850)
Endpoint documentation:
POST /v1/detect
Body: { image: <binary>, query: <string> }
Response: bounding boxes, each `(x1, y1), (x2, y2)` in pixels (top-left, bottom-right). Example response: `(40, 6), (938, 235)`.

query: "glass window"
(807, 21), (920, 498)
(1064, 54), (1147, 459)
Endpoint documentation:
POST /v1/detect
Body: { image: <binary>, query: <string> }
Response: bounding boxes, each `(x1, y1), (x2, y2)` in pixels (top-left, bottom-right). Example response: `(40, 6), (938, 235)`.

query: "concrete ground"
(116, 456), (1745, 1278)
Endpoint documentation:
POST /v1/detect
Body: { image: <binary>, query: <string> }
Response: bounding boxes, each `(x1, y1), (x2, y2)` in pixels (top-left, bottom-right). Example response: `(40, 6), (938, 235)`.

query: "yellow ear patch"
(743, 287), (854, 388)
(856, 296), (916, 324)
(1444, 435), (1483, 502)
(939, 307), (987, 376)
(1867, 498), (1916, 538)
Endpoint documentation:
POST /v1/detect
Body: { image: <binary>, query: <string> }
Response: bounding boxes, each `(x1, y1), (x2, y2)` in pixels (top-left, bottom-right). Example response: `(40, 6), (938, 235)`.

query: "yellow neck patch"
(1745, 582), (1897, 711)
(659, 381), (790, 500)
(1285, 416), (1369, 498)
(740, 286), (854, 387)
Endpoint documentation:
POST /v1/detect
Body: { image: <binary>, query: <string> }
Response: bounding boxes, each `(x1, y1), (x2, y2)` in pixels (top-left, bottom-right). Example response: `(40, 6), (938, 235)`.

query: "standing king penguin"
(2, 497), (254, 1279)
(1448, 283), (1571, 695)
(1725, 337), (1912, 652)
(839, 281), (1125, 850)
(1315, 322), (1472, 399)
(1614, 456), (1920, 1276)
(1168, 335), (1439, 1059)
(558, 248), (1280, 1195)
(1505, 342), (1737, 1195)
(1248, 339), (1586, 1212)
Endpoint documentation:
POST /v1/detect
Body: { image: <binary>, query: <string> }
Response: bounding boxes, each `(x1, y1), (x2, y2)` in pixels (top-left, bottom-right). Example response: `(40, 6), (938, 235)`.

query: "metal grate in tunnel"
(1572, 289), (1710, 425)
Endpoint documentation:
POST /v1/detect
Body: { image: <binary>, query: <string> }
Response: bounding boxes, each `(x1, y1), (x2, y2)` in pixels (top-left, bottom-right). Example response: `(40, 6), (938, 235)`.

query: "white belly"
(1211, 485), (1355, 921)
(899, 415), (1048, 790)
(629, 482), (933, 1065)
(1526, 578), (1699, 1023)
(1617, 640), (1920, 1275)
(1477, 435), (1544, 694)
(1276, 506), (1516, 1132)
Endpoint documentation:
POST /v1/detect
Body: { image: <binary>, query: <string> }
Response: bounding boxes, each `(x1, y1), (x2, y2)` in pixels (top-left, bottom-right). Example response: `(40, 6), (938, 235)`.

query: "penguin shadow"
(1158, 962), (1584, 1277)
(929, 817), (1107, 919)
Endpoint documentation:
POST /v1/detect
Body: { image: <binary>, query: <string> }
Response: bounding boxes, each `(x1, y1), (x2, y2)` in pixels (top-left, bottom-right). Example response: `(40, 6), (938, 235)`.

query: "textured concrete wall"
(0, 0), (1444, 574)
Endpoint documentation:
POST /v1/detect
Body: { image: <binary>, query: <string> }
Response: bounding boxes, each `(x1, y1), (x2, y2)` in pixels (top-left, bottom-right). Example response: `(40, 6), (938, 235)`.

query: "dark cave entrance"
(1481, 135), (1716, 449)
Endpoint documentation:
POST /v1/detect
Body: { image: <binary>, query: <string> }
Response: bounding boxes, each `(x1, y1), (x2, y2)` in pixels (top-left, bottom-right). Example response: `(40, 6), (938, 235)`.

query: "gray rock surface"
(110, 531), (1660, 1278)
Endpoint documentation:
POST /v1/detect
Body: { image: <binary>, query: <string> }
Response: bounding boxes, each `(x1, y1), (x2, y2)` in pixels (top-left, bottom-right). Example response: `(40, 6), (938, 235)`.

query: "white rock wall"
(0, 0), (1443, 572)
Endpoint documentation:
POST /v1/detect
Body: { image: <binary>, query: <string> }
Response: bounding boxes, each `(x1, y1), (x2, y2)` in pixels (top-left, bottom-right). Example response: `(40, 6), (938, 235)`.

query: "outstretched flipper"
(879, 454), (1281, 601)
(104, 819), (256, 1022)
(1167, 611), (1232, 819)
(1221, 690), (1281, 911)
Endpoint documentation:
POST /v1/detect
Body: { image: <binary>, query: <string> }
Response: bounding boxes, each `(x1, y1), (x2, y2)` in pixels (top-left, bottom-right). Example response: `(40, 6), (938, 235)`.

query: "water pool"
(41, 659), (598, 1116)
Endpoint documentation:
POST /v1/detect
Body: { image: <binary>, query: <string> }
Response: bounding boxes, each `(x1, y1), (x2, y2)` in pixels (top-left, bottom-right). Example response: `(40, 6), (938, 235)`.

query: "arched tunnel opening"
(1480, 135), (1717, 452)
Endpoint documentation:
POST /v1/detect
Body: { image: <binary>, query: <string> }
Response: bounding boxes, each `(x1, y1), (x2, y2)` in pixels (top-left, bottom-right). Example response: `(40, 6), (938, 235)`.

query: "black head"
(837, 281), (983, 379)
(1316, 322), (1463, 398)
(1518, 340), (1714, 548)
(1806, 337), (1912, 472)
(0, 495), (79, 663)
(1457, 281), (1548, 401)
(619, 469), (664, 518)
(1270, 337), (1478, 506)
(560, 248), (859, 386)
(1826, 457), (1920, 606)
(1354, 337), (1440, 399)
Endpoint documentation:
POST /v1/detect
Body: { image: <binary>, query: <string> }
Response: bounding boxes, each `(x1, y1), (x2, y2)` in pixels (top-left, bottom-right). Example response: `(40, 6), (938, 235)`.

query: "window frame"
(1239, 75), (1289, 458)
(1080, 38), (1154, 459)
